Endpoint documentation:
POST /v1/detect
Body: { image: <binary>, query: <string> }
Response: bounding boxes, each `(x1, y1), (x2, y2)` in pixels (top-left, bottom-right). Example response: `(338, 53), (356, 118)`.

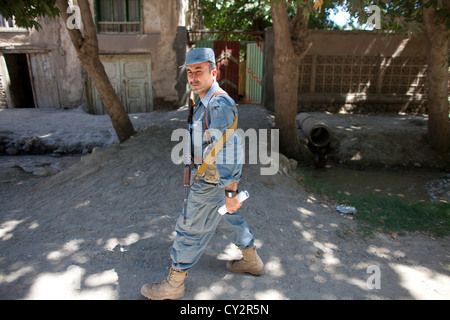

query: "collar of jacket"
(199, 81), (221, 107)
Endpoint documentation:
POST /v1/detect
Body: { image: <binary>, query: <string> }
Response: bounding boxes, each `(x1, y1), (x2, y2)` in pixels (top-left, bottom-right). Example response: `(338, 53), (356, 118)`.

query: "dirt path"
(0, 105), (449, 299)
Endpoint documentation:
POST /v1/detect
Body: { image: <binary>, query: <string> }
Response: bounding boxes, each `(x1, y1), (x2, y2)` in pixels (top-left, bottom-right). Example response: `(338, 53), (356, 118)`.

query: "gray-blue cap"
(181, 48), (216, 67)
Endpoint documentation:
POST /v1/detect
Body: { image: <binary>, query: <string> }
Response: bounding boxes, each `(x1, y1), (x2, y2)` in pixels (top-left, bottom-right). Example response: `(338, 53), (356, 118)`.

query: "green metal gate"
(245, 42), (264, 104)
(194, 40), (264, 104)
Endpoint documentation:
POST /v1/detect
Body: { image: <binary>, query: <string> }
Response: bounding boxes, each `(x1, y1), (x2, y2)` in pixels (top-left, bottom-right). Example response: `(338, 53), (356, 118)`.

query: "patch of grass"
(299, 169), (450, 237)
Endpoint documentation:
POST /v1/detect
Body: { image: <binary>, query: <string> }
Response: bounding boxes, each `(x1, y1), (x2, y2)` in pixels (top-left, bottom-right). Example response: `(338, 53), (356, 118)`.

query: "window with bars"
(0, 14), (27, 30)
(0, 14), (15, 28)
(96, 0), (141, 34)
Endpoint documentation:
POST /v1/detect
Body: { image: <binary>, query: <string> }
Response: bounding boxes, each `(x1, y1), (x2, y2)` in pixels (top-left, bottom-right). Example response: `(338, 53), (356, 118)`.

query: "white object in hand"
(218, 190), (250, 215)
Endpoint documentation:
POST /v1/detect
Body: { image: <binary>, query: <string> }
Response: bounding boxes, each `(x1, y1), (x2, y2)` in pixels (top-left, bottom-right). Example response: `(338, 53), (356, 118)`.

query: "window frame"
(95, 0), (142, 34)
(0, 14), (28, 32)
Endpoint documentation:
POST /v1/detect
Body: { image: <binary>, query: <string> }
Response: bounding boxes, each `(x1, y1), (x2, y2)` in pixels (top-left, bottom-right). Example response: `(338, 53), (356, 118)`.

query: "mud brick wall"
(264, 29), (450, 114)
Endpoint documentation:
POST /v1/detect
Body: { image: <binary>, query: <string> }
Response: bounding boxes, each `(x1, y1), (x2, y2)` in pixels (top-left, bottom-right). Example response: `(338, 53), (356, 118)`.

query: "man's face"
(187, 61), (217, 97)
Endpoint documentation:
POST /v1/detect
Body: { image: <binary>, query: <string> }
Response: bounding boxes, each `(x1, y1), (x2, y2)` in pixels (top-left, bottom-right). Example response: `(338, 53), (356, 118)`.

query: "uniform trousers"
(170, 179), (255, 272)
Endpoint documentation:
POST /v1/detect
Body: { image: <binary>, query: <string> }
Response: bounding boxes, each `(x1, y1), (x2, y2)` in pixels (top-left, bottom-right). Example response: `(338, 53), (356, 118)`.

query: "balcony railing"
(97, 21), (140, 34)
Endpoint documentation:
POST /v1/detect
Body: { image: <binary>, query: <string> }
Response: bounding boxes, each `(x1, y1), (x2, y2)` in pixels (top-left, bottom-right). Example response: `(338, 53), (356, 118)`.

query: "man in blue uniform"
(141, 48), (264, 300)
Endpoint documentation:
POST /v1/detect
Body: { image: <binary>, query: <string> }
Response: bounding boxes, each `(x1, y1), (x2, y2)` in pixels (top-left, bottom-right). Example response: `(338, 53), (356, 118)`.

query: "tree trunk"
(270, 0), (312, 160)
(188, 0), (203, 30)
(423, 3), (449, 153)
(55, 0), (135, 143)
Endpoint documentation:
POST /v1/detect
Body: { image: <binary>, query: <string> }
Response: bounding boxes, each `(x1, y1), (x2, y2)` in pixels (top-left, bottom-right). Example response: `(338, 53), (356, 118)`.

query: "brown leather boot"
(140, 266), (187, 300)
(226, 245), (264, 276)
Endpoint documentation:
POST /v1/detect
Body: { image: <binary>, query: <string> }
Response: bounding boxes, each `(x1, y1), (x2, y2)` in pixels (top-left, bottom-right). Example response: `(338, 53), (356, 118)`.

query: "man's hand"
(225, 195), (242, 214)
(225, 181), (241, 214)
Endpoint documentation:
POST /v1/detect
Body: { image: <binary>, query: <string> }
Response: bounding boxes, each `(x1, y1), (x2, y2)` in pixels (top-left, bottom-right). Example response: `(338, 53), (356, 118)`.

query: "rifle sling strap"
(192, 91), (238, 184)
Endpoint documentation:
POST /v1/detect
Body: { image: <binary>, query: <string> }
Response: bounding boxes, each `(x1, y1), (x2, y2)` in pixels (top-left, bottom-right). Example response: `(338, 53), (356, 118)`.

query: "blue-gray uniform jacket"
(191, 82), (243, 187)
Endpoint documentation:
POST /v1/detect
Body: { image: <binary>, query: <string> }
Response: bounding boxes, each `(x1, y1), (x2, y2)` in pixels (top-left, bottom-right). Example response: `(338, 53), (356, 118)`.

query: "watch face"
(226, 190), (237, 198)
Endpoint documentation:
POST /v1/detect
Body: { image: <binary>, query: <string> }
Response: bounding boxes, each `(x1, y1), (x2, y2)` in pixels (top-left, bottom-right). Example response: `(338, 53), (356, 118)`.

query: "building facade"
(0, 0), (189, 113)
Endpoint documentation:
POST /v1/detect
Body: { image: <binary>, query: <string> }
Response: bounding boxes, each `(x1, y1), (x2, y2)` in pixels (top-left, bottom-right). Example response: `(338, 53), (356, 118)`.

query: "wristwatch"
(225, 190), (238, 198)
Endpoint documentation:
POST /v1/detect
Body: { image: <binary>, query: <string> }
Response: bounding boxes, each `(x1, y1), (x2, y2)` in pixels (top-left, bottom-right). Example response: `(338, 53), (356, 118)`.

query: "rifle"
(183, 91), (195, 224)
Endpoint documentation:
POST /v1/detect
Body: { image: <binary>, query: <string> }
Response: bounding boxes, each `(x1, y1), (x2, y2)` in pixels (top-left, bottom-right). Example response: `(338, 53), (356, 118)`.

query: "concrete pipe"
(296, 113), (331, 147)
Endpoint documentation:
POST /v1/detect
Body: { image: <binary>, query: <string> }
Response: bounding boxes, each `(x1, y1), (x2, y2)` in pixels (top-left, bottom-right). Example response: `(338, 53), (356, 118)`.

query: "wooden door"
(120, 56), (152, 113)
(89, 54), (153, 114)
(29, 53), (60, 108)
